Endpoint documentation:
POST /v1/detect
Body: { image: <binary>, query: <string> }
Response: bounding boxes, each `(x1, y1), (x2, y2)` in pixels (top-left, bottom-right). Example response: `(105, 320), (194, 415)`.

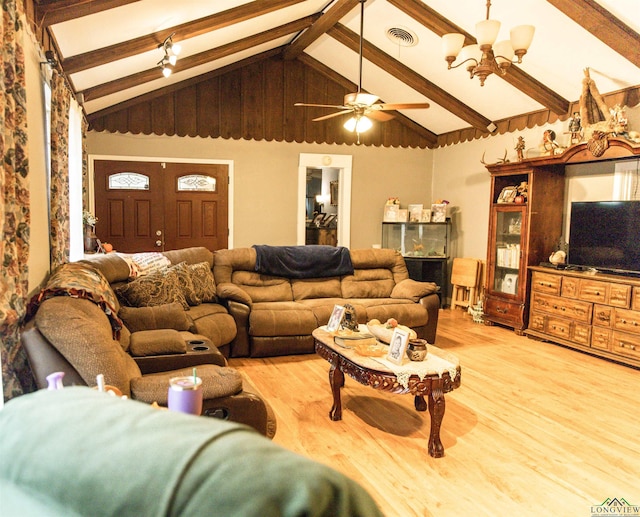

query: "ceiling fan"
(295, 0), (430, 137)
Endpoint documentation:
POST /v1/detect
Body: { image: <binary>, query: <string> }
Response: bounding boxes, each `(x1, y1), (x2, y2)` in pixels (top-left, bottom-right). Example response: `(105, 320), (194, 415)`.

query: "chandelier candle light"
(441, 0), (534, 86)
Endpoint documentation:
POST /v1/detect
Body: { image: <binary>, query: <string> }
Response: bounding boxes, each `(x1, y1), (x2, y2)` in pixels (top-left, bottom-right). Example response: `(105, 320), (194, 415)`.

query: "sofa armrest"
(419, 293), (440, 344)
(217, 282), (252, 306)
(129, 329), (187, 357)
(390, 278), (439, 302)
(225, 301), (251, 357)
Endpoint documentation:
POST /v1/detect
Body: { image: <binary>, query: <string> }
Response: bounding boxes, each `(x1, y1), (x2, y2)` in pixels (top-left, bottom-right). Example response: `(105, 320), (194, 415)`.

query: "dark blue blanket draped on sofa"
(253, 245), (354, 279)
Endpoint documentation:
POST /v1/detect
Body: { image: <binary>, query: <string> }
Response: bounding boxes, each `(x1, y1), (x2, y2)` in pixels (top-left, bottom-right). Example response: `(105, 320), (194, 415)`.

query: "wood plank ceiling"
(30, 0), (640, 148)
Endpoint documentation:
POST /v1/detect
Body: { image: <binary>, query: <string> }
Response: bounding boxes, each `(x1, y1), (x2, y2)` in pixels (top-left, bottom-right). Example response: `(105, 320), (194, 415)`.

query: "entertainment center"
(485, 137), (640, 367)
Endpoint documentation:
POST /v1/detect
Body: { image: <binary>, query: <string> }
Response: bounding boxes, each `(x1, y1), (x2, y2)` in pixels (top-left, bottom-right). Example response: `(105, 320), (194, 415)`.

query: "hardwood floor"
(228, 309), (640, 517)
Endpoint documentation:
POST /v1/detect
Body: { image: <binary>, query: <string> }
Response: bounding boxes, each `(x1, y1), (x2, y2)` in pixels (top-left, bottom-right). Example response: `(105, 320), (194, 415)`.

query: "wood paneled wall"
(88, 56), (433, 149)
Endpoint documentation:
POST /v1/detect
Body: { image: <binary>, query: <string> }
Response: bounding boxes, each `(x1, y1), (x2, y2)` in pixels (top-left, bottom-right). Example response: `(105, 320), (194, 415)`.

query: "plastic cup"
(167, 376), (203, 415)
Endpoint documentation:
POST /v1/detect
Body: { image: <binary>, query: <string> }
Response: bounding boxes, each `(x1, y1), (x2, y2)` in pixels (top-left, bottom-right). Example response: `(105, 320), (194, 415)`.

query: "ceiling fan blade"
(312, 110), (353, 122)
(373, 102), (431, 111)
(295, 102), (348, 109)
(367, 110), (394, 122)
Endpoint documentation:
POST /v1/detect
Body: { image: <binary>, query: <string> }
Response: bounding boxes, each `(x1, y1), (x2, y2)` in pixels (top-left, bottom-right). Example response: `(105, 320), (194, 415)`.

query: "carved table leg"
(428, 385), (446, 458)
(328, 363), (344, 421)
(414, 395), (427, 412)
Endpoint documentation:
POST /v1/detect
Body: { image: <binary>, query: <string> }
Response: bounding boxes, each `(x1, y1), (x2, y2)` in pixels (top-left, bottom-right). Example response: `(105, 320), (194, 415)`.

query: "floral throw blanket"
(27, 262), (123, 339)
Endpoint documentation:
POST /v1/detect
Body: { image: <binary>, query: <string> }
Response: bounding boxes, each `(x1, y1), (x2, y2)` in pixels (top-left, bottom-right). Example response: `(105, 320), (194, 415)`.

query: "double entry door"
(94, 160), (228, 253)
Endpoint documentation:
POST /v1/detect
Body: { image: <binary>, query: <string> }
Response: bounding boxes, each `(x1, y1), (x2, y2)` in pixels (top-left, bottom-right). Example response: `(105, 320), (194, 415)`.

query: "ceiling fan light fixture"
(344, 115), (372, 133)
(344, 92), (379, 106)
(161, 64), (172, 78)
(442, 0), (534, 86)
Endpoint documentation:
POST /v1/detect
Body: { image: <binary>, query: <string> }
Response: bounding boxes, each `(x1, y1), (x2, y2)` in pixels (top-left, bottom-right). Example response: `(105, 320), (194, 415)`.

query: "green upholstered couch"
(0, 388), (383, 517)
(214, 247), (440, 358)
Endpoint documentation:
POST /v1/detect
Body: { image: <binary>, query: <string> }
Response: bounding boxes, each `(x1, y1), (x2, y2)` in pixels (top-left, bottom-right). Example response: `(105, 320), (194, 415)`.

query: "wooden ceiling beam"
(328, 23), (493, 132)
(282, 0), (360, 60)
(81, 15), (318, 102)
(36, 0), (140, 27)
(546, 0), (640, 69)
(62, 0), (305, 74)
(297, 53), (438, 146)
(387, 0), (570, 115)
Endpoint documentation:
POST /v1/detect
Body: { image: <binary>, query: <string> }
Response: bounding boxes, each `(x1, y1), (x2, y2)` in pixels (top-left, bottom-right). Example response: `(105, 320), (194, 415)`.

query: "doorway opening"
(297, 153), (352, 247)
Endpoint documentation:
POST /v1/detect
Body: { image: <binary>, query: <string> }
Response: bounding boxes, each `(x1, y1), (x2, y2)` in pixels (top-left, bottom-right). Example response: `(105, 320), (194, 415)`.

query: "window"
(177, 174), (216, 192)
(108, 172), (150, 190)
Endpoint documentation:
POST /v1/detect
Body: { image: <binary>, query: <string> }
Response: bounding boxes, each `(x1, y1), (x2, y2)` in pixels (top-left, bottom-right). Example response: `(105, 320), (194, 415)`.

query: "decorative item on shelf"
(398, 208), (408, 222)
(421, 208), (432, 222)
(441, 0), (534, 86)
(514, 181), (528, 204)
(82, 209), (98, 253)
(567, 112), (582, 144)
(407, 204), (423, 223)
(480, 149), (509, 166)
(431, 200), (448, 222)
(406, 339), (428, 361)
(515, 136), (525, 161)
(341, 304), (359, 332)
(383, 197), (400, 222)
(497, 186), (518, 203)
(541, 129), (564, 156)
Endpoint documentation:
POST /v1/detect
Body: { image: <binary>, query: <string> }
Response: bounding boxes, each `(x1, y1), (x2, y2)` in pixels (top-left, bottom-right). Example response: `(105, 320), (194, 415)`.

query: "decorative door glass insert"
(493, 209), (522, 294)
(108, 172), (149, 190)
(177, 174), (216, 192)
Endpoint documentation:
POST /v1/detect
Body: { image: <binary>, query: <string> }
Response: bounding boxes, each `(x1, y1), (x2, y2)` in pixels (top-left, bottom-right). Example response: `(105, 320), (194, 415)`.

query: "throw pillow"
(130, 252), (171, 277)
(188, 262), (217, 303)
(169, 262), (201, 306)
(390, 279), (439, 302)
(116, 268), (189, 309)
(119, 302), (193, 333)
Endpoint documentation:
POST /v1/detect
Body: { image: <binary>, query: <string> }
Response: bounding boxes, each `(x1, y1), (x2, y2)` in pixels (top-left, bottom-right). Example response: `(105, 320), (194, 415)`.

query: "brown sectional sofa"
(213, 247), (440, 358)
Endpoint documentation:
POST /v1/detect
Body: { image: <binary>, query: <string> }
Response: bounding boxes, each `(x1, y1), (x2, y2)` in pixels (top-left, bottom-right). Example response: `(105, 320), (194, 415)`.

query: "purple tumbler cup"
(167, 376), (203, 415)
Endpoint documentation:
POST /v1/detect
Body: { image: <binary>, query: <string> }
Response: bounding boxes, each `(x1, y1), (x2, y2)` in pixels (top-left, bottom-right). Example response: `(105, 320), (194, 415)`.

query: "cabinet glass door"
(491, 207), (524, 295)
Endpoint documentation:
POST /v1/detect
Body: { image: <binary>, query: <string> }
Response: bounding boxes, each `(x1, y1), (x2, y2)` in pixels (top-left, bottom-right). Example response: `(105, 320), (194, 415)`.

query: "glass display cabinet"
(484, 162), (564, 333)
(382, 220), (451, 305)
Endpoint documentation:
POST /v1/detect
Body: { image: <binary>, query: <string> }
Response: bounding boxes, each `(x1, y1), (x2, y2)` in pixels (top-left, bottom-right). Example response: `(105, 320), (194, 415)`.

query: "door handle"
(156, 240), (162, 247)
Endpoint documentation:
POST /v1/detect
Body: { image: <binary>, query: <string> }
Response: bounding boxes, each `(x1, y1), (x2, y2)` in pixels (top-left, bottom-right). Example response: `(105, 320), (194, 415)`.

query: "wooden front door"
(94, 160), (228, 253)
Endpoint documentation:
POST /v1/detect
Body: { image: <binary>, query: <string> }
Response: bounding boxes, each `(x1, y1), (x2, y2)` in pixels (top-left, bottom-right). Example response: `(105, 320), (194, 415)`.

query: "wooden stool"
(451, 258), (480, 310)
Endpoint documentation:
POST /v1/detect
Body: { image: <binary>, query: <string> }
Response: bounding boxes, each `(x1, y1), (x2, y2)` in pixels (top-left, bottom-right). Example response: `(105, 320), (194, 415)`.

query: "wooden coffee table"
(313, 327), (461, 458)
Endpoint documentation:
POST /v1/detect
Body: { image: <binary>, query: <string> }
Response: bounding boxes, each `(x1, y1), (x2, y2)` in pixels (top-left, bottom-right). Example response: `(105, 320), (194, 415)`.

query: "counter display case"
(382, 220), (451, 306)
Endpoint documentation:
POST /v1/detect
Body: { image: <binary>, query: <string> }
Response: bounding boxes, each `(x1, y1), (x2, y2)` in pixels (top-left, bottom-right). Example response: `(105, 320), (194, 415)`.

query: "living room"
(2, 1), (640, 515)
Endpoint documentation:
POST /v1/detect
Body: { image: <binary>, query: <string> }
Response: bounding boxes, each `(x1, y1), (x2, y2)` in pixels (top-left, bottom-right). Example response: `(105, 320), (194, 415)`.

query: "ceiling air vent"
(386, 26), (418, 47)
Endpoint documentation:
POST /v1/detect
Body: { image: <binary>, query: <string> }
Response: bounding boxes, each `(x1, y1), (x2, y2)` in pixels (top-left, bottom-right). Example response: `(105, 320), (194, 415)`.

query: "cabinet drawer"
(561, 276), (579, 298)
(632, 287), (640, 311)
(609, 284), (631, 308)
(530, 292), (592, 323)
(593, 304), (613, 328)
(612, 308), (640, 335)
(591, 327), (611, 351)
(484, 296), (524, 327)
(529, 311), (545, 332)
(545, 315), (572, 340)
(577, 279), (609, 304)
(611, 331), (640, 360)
(531, 271), (561, 295)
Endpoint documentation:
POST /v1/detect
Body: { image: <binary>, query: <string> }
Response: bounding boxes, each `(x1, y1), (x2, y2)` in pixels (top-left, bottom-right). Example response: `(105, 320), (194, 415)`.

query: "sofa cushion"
(119, 302), (193, 333)
(129, 329), (187, 357)
(291, 277), (342, 300)
(231, 271), (292, 302)
(130, 364), (242, 405)
(391, 279), (439, 302)
(249, 302), (318, 336)
(35, 297), (140, 396)
(187, 304), (237, 346)
(116, 268), (189, 310)
(188, 262), (217, 303)
(341, 268), (395, 299)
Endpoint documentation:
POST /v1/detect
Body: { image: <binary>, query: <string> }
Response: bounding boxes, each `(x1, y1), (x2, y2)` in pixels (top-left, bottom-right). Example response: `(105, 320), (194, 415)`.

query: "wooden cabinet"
(527, 267), (640, 368)
(483, 162), (564, 333)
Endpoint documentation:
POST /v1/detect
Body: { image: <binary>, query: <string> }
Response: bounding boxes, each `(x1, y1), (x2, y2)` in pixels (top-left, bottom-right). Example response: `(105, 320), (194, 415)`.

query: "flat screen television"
(568, 201), (640, 275)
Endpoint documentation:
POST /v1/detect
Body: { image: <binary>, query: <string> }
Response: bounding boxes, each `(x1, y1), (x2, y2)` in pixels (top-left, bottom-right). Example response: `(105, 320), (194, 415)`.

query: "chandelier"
(157, 33), (182, 78)
(441, 0), (534, 86)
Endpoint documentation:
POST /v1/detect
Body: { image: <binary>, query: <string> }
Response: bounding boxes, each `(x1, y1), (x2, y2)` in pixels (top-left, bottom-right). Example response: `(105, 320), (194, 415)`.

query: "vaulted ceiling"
(32, 0), (640, 148)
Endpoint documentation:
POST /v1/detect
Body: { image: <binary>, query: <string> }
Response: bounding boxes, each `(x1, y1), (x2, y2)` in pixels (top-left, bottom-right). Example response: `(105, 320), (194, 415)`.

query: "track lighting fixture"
(40, 50), (57, 68)
(157, 33), (181, 78)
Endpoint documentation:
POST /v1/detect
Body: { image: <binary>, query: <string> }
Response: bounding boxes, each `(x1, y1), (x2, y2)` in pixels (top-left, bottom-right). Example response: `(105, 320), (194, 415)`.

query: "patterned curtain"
(82, 116), (89, 210)
(1, 0), (33, 401)
(49, 70), (71, 269)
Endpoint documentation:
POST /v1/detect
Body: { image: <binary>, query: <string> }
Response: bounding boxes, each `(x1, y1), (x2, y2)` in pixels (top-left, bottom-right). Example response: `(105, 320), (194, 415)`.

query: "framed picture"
(431, 203), (447, 222)
(312, 213), (325, 226)
(383, 204), (399, 222)
(326, 304), (346, 332)
(497, 186), (518, 203)
(322, 214), (337, 227)
(330, 180), (339, 206)
(408, 204), (423, 223)
(421, 209), (432, 222)
(398, 209), (408, 222)
(386, 327), (410, 365)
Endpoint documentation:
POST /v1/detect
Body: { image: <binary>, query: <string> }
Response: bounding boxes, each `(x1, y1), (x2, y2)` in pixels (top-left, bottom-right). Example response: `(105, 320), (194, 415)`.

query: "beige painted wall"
(86, 132), (434, 249)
